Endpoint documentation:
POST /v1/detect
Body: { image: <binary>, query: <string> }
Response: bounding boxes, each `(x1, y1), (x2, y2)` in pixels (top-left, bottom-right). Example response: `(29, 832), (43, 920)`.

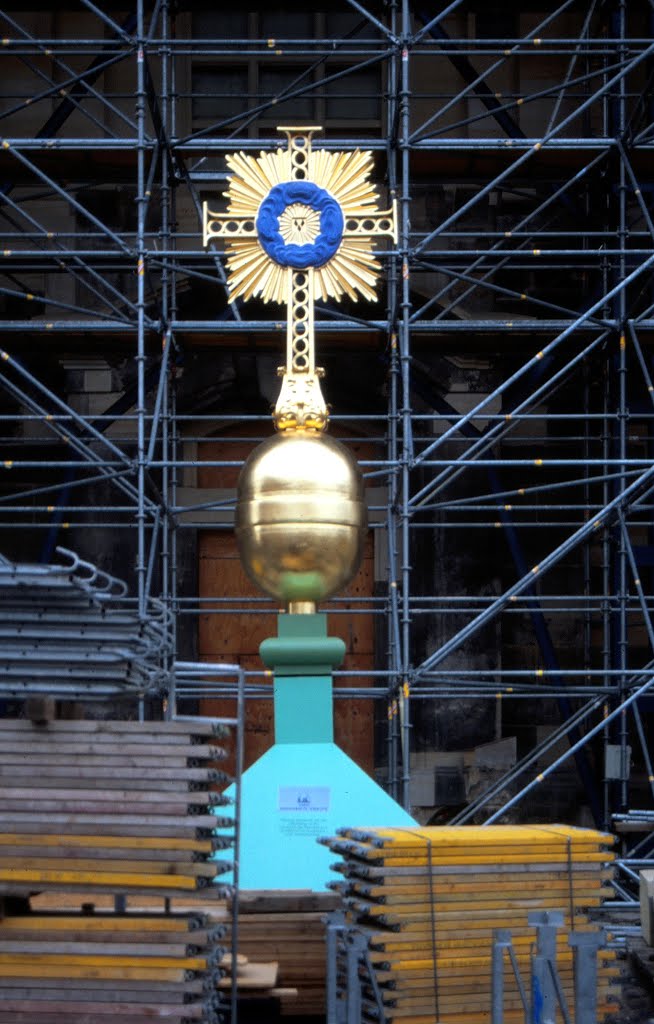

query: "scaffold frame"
(1, 0), (654, 903)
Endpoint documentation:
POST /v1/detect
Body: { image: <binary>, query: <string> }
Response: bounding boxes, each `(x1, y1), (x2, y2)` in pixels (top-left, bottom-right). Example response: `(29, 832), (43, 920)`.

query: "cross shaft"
(202, 126), (396, 432)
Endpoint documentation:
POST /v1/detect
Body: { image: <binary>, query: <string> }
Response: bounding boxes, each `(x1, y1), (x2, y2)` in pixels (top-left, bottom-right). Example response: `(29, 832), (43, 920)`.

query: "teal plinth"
(226, 740), (414, 891)
(218, 613), (415, 891)
(265, 614), (342, 744)
(260, 612), (345, 678)
(274, 674), (333, 744)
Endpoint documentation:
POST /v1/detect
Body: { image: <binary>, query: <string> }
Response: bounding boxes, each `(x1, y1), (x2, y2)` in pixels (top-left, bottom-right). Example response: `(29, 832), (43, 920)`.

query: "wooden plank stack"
(0, 910), (224, 1022)
(0, 718), (232, 896)
(0, 717), (234, 1023)
(218, 951), (302, 1003)
(323, 824), (621, 1024)
(226, 891), (339, 1016)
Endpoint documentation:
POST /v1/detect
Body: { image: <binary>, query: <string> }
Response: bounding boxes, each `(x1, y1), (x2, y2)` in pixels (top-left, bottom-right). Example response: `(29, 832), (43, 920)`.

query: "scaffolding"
(1, 0), (654, 905)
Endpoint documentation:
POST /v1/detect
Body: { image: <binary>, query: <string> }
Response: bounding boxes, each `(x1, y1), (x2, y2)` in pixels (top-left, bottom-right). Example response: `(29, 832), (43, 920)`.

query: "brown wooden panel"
(199, 531), (239, 560)
(199, 531), (277, 659)
(198, 613), (266, 660)
(197, 427), (268, 489)
(328, 549), (375, 658)
(334, 654), (374, 773)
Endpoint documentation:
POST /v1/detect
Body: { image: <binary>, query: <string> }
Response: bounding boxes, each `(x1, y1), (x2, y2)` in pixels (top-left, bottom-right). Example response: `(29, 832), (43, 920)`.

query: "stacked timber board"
(0, 910), (225, 1022)
(0, 717), (234, 1023)
(226, 891), (339, 1016)
(323, 824), (620, 1024)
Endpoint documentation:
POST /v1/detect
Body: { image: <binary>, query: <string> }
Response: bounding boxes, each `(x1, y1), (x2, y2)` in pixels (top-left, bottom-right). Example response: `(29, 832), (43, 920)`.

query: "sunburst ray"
(217, 142), (389, 306)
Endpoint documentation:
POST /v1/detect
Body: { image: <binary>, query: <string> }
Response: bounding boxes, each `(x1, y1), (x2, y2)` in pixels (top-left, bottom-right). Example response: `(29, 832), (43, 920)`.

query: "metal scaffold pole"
(136, 0), (146, 625)
(398, 0), (413, 812)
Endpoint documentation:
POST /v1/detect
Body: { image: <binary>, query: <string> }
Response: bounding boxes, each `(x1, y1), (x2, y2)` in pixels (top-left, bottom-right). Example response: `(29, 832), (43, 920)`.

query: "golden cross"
(202, 126), (396, 431)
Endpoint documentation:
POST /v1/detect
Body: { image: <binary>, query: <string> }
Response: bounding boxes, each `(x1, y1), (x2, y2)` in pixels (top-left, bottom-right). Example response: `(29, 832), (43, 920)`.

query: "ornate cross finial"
(202, 126), (396, 432)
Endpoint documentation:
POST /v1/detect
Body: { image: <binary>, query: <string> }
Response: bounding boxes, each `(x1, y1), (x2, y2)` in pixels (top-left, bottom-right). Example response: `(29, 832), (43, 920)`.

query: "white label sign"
(278, 786), (330, 813)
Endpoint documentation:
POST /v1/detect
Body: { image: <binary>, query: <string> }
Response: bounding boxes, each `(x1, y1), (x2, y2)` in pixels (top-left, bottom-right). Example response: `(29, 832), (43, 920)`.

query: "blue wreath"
(256, 181), (343, 269)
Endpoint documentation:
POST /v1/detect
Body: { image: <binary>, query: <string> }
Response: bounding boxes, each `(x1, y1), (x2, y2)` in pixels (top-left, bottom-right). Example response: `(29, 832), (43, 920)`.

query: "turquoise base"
(216, 614), (415, 891)
(221, 741), (415, 891)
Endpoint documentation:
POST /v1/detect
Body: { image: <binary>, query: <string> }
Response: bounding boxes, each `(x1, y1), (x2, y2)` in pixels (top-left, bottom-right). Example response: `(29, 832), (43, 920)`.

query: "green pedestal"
(260, 612), (345, 676)
(261, 614), (344, 745)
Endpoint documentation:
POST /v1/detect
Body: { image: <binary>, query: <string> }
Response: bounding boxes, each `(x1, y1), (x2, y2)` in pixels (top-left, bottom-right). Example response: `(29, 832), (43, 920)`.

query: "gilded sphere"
(235, 430), (367, 605)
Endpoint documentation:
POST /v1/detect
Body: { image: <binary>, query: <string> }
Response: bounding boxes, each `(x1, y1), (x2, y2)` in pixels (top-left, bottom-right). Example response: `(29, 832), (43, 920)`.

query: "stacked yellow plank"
(0, 717), (234, 1023)
(0, 718), (232, 896)
(323, 825), (621, 1024)
(0, 911), (224, 1022)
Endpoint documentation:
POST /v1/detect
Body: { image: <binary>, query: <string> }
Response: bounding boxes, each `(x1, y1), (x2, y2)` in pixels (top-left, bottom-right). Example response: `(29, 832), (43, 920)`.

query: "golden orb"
(235, 429), (367, 607)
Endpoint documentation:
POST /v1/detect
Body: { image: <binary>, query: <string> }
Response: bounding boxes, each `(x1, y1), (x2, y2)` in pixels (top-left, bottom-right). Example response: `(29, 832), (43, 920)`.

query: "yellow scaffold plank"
(0, 717), (232, 1022)
(0, 915), (201, 932)
(0, 857), (217, 876)
(0, 868), (201, 889)
(337, 824), (616, 847)
(0, 833), (212, 852)
(0, 964), (189, 982)
(333, 849), (610, 866)
(324, 823), (618, 1023)
(0, 953), (208, 970)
